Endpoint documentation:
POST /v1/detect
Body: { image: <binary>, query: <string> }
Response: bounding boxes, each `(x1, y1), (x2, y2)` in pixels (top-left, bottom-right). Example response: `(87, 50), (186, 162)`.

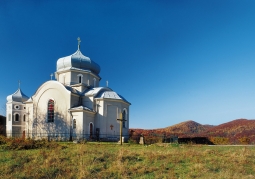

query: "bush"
(0, 135), (8, 145)
(144, 136), (162, 145)
(1, 137), (59, 150)
(239, 137), (250, 145)
(209, 137), (230, 145)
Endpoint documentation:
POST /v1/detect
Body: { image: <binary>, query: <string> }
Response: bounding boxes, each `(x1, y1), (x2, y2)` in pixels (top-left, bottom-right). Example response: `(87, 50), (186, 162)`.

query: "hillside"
(130, 119), (255, 144)
(198, 119), (255, 144)
(154, 120), (212, 137)
(130, 120), (213, 137)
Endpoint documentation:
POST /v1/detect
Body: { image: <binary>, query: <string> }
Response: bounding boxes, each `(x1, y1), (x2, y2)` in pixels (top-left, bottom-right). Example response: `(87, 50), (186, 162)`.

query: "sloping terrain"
(130, 119), (255, 144)
(130, 120), (213, 137)
(154, 120), (211, 137)
(198, 119), (255, 143)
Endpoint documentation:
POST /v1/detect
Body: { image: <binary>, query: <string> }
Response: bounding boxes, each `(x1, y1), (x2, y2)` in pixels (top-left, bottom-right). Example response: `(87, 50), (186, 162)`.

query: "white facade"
(6, 88), (28, 137)
(6, 40), (131, 141)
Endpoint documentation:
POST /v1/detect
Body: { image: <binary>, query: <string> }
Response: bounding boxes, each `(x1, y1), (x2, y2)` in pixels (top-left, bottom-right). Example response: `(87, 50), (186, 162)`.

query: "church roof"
(56, 49), (100, 75)
(83, 87), (130, 104)
(7, 88), (29, 103)
(84, 87), (110, 96)
(64, 85), (81, 95)
(95, 90), (131, 104)
(24, 97), (33, 103)
(69, 105), (95, 113)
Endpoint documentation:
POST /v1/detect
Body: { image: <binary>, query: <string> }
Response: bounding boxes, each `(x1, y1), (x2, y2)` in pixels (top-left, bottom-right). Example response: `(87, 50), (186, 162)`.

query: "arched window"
(14, 114), (19, 122)
(122, 110), (126, 128)
(73, 119), (76, 129)
(90, 123), (93, 138)
(23, 115), (26, 122)
(47, 99), (54, 122)
(77, 74), (83, 84)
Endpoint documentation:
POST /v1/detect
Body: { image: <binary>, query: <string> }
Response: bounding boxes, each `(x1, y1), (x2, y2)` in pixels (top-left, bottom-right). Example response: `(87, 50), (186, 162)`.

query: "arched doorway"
(89, 123), (93, 139)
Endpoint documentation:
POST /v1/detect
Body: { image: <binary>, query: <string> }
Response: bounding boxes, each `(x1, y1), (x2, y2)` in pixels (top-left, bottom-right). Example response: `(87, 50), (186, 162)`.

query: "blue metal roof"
(69, 105), (95, 113)
(57, 49), (100, 75)
(96, 91), (130, 104)
(7, 88), (29, 103)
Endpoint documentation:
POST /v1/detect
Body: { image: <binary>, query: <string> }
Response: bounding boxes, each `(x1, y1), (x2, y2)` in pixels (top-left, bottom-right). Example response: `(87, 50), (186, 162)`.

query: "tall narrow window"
(23, 115), (26, 122)
(14, 114), (19, 122)
(90, 123), (93, 138)
(77, 74), (83, 84)
(47, 99), (54, 122)
(122, 110), (126, 128)
(8, 114), (11, 121)
(73, 119), (76, 129)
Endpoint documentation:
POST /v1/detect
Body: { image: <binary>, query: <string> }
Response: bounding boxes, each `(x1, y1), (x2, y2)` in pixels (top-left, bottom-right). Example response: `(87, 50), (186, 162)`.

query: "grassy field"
(0, 141), (255, 179)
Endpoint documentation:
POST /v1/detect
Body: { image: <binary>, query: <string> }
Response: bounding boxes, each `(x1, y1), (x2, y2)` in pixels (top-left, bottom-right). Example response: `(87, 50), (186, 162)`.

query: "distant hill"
(130, 120), (214, 137)
(198, 119), (255, 143)
(154, 120), (213, 137)
(130, 119), (255, 144)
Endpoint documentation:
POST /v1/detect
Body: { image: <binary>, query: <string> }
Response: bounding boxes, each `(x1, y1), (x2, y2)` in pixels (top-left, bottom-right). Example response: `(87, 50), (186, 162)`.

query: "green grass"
(0, 142), (255, 178)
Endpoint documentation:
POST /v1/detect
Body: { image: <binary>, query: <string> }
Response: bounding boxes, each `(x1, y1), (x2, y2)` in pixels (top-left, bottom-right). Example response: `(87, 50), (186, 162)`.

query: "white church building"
(6, 38), (131, 141)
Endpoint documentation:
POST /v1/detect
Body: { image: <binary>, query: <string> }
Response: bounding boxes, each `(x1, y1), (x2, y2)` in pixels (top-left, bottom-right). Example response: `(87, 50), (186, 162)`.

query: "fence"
(4, 132), (130, 142)
(2, 132), (179, 144)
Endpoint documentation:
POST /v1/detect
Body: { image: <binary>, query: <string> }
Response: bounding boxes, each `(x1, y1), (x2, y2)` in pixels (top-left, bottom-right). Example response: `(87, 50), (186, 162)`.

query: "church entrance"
(90, 123), (93, 139)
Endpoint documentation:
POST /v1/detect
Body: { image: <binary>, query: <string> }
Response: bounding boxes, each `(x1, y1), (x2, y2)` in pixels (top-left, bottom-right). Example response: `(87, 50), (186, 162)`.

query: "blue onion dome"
(7, 88), (29, 102)
(56, 48), (101, 75)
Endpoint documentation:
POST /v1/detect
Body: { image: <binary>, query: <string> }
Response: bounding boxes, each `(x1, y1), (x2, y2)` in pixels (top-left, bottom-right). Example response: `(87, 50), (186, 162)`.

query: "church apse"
(33, 86), (71, 140)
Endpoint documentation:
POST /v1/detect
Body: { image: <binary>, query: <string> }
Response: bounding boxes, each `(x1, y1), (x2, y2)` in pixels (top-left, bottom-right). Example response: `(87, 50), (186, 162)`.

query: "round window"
(14, 105), (19, 109)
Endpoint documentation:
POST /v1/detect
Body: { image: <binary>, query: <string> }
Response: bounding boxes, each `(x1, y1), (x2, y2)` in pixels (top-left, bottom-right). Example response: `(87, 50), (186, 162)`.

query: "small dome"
(57, 49), (100, 75)
(7, 88), (29, 103)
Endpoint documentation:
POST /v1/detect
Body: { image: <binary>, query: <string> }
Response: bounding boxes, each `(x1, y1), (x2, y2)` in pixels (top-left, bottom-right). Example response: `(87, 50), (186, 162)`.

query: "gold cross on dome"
(77, 37), (81, 49)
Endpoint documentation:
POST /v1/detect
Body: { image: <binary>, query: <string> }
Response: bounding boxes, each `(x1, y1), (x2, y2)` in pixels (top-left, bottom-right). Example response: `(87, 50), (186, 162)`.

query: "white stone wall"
(95, 99), (129, 140)
(25, 102), (34, 138)
(70, 95), (80, 108)
(83, 112), (95, 137)
(71, 111), (83, 139)
(6, 101), (27, 137)
(32, 81), (71, 140)
(57, 70), (100, 87)
(6, 102), (12, 137)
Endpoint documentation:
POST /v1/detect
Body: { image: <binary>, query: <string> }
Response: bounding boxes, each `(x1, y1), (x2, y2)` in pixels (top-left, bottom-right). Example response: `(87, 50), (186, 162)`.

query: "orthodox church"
(6, 38), (131, 141)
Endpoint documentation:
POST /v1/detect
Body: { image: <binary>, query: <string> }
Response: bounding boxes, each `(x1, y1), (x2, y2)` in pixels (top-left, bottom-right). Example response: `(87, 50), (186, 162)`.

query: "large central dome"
(57, 49), (100, 75)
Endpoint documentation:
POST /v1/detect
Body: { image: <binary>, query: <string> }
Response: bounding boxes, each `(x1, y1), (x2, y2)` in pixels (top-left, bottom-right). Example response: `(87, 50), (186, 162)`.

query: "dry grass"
(0, 141), (255, 178)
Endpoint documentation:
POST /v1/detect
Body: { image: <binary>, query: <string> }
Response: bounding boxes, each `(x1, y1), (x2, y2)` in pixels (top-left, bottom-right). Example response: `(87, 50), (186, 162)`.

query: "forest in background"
(130, 119), (255, 145)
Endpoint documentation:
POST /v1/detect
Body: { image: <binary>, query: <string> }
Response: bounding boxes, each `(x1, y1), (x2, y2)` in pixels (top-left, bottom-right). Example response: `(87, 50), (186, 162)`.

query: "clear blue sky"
(1, 1), (255, 129)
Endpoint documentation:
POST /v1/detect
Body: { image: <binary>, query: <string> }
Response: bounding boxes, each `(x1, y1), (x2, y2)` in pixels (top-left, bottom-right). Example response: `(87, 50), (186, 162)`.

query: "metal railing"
(2, 132), (178, 144)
